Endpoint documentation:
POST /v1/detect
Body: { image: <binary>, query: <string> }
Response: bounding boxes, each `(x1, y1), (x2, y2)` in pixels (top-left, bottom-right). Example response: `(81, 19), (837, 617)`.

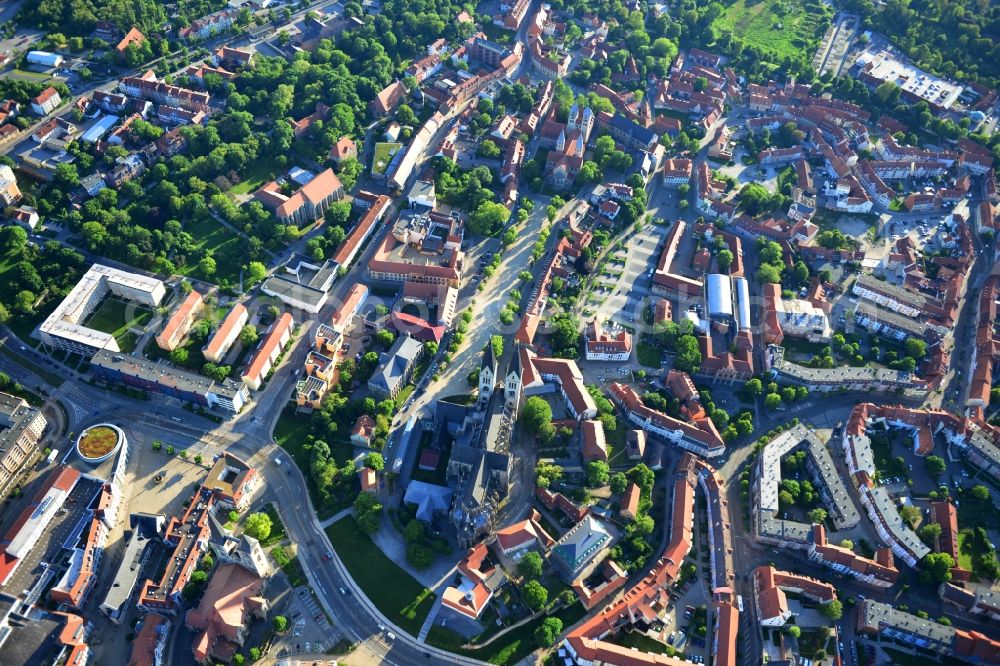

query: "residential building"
(765, 345), (926, 398)
(212, 46), (254, 69)
(0, 165), (21, 207)
(809, 524), (899, 588)
(202, 453), (260, 511)
(332, 193), (392, 271)
(203, 304), (248, 363)
(368, 335), (423, 399)
(626, 429), (646, 460)
(179, 8), (238, 41)
(652, 221), (703, 300)
(608, 382), (724, 458)
(126, 612), (169, 666)
(91, 350), (248, 413)
(620, 482), (641, 520)
(99, 514), (164, 624)
(754, 565), (837, 627)
(155, 290), (204, 351)
(119, 73), (209, 112)
(242, 313), (293, 391)
(562, 452), (739, 666)
(115, 27), (146, 54)
(520, 349), (598, 421)
(350, 415), (376, 447)
(30, 87), (61, 116)
(0, 393), (47, 501)
(857, 599), (1000, 661)
(329, 136), (357, 165)
(572, 559), (628, 611)
(0, 595), (90, 666)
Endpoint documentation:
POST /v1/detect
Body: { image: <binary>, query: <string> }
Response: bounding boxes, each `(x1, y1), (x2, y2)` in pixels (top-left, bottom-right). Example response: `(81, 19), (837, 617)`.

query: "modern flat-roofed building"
(261, 255), (338, 314)
(203, 303), (248, 363)
(0, 594), (91, 666)
(99, 513), (164, 624)
(242, 313), (293, 391)
(156, 290), (204, 351)
(39, 264), (166, 355)
(0, 465), (81, 587)
(0, 392), (47, 501)
(91, 350), (248, 413)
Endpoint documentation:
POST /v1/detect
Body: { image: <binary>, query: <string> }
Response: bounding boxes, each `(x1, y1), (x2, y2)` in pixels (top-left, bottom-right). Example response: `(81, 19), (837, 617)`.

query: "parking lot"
(582, 220), (664, 327)
(272, 585), (343, 659)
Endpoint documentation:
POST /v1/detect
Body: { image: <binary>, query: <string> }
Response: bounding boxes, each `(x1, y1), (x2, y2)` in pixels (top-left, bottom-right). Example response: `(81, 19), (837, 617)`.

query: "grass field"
(177, 212), (246, 285)
(637, 342), (663, 368)
(325, 517), (435, 636)
(84, 297), (154, 352)
(712, 0), (832, 61)
(372, 142), (403, 176)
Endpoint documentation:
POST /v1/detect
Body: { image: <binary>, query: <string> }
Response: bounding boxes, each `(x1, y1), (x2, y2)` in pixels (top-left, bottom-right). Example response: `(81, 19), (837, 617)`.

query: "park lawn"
(281, 552), (308, 587)
(227, 160), (276, 195)
(712, 0), (831, 62)
(372, 142), (403, 176)
(637, 343), (662, 368)
(325, 517), (435, 636)
(957, 531), (979, 578)
(177, 212), (246, 285)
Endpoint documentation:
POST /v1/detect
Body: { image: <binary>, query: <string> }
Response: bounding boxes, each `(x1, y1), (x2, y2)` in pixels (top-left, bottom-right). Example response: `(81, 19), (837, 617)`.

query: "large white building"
(39, 264), (166, 355)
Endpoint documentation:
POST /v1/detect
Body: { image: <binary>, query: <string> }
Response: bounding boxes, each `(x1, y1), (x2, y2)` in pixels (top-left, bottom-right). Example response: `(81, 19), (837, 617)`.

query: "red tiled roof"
(204, 303), (248, 359)
(116, 27), (146, 53)
(581, 419), (608, 462)
(243, 313), (292, 384)
(620, 482), (641, 517)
